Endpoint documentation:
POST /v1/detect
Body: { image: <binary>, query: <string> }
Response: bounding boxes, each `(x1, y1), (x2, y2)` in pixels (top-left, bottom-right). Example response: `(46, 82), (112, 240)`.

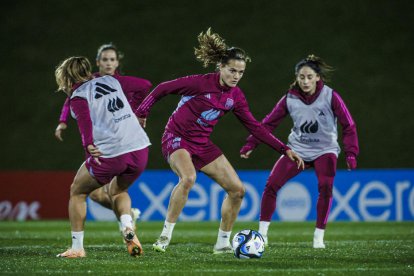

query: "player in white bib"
(240, 55), (359, 248)
(54, 44), (151, 232)
(54, 57), (150, 258)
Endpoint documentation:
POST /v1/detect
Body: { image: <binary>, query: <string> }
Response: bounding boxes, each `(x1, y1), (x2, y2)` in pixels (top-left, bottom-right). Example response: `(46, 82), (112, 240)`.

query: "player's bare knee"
(228, 185), (245, 200)
(70, 185), (87, 200)
(180, 174), (196, 191)
(69, 183), (81, 197)
(108, 188), (123, 198)
(89, 189), (100, 202)
(239, 185), (246, 198)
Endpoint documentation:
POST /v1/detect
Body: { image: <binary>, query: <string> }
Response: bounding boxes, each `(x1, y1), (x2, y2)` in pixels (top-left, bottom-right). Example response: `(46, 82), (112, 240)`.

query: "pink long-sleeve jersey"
(137, 72), (289, 154)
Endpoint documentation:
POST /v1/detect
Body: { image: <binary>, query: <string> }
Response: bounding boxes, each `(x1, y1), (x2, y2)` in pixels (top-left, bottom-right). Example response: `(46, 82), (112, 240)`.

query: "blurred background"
(1, 0), (413, 171)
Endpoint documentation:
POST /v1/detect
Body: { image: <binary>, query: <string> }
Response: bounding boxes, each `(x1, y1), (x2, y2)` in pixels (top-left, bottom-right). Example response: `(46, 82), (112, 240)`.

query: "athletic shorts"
(85, 147), (149, 185)
(161, 131), (222, 170)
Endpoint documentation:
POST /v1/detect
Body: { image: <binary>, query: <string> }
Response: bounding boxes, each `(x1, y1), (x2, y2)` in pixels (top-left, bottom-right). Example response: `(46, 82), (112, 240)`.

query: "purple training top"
(58, 72), (152, 124)
(137, 72), (289, 154)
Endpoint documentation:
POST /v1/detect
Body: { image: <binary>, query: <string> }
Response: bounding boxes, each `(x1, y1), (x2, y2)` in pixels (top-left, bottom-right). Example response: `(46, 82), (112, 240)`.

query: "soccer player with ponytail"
(136, 28), (304, 254)
(240, 55), (359, 248)
(54, 56), (150, 258)
(54, 44), (151, 233)
(55, 43), (151, 141)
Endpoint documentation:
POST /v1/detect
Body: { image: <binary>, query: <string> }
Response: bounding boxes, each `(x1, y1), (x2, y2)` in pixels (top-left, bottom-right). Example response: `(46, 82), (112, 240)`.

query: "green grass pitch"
(0, 221), (413, 275)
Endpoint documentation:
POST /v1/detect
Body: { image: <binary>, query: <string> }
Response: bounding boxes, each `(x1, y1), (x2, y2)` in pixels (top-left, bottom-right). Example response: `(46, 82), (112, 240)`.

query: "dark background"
(1, 0), (413, 171)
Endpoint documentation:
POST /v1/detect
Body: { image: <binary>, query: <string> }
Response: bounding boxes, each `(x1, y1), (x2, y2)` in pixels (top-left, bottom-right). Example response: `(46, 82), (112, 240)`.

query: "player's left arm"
(70, 97), (102, 162)
(136, 75), (201, 124)
(112, 75), (153, 111)
(241, 95), (289, 157)
(332, 91), (359, 170)
(233, 90), (304, 169)
(55, 97), (71, 142)
(127, 77), (153, 110)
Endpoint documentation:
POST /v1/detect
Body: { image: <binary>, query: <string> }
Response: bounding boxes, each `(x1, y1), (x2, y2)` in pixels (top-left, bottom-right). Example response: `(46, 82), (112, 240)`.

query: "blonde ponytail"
(55, 56), (92, 94)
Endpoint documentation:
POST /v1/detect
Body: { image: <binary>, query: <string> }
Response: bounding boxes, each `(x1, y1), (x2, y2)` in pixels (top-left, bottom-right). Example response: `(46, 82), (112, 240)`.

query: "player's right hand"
(286, 150), (305, 170)
(346, 154), (357, 171)
(54, 122), (67, 142)
(240, 144), (255, 159)
(138, 117), (147, 128)
(87, 144), (102, 165)
(240, 150), (252, 159)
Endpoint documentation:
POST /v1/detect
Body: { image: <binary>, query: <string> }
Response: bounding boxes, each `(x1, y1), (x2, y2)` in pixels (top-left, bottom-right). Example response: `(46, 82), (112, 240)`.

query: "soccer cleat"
(131, 208), (141, 226)
(56, 248), (86, 258)
(152, 236), (170, 253)
(120, 208), (141, 244)
(123, 227), (143, 257)
(262, 234), (269, 247)
(313, 238), (326, 249)
(313, 228), (325, 248)
(213, 244), (233, 254)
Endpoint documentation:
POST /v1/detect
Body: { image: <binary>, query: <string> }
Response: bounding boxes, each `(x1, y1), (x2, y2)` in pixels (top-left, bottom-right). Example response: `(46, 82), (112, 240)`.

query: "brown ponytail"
(290, 54), (334, 88)
(194, 27), (251, 68)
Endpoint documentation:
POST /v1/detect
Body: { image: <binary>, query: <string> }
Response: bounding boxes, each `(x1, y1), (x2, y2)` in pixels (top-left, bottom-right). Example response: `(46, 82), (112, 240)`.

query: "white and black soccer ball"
(232, 229), (265, 259)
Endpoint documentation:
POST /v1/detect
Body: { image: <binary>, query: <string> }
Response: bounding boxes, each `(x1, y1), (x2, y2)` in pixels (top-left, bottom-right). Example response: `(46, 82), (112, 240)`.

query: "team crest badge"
(225, 98), (234, 109)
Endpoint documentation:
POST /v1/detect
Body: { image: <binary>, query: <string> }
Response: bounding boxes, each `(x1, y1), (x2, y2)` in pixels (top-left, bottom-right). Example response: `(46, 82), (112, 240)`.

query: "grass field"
(0, 221), (413, 275)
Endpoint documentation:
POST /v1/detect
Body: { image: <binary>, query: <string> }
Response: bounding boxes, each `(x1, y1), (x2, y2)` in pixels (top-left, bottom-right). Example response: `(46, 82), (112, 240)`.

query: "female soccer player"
(55, 43), (151, 141)
(54, 43), (151, 229)
(240, 54), (359, 248)
(54, 56), (151, 258)
(136, 28), (304, 254)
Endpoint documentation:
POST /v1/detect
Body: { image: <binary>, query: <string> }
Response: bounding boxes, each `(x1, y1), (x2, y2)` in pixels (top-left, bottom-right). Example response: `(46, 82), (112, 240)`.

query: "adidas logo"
(318, 111), (325, 116)
(107, 97), (124, 113)
(95, 82), (117, 99)
(204, 93), (211, 99)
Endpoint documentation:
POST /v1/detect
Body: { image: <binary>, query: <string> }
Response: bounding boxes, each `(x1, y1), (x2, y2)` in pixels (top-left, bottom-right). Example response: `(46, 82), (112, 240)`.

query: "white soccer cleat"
(313, 228), (326, 248)
(131, 208), (141, 232)
(313, 238), (326, 249)
(131, 208), (141, 223)
(262, 234), (269, 247)
(153, 236), (170, 253)
(213, 244), (233, 254)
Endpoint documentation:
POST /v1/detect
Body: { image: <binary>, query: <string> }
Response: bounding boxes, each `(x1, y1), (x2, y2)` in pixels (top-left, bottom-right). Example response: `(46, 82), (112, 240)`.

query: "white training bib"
(71, 75), (150, 158)
(286, 85), (340, 161)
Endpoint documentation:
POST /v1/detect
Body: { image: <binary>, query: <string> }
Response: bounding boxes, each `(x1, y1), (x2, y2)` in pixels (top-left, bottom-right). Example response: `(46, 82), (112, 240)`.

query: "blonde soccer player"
(55, 56), (150, 258)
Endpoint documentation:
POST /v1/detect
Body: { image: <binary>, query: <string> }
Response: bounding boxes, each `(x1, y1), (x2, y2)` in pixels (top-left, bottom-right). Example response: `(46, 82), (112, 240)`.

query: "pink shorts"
(85, 147), (149, 185)
(161, 131), (222, 170)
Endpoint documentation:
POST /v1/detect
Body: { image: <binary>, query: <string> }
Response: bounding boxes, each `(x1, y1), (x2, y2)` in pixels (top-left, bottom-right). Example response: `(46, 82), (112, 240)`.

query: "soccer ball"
(232, 229), (265, 259)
